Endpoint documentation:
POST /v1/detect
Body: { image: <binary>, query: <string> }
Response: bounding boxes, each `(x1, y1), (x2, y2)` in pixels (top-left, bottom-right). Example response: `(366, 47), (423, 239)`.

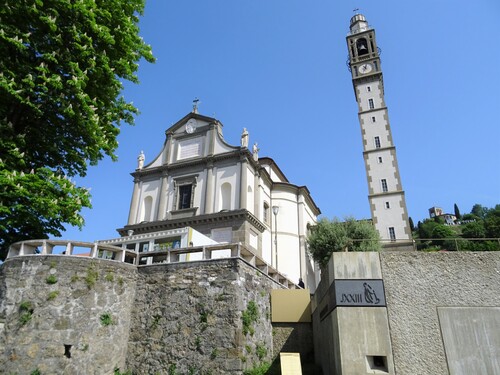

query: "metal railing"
(321, 238), (500, 252)
(413, 238), (500, 252)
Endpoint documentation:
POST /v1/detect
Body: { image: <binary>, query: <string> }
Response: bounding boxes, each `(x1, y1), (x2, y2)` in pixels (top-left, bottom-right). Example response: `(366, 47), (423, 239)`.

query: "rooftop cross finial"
(192, 97), (200, 114)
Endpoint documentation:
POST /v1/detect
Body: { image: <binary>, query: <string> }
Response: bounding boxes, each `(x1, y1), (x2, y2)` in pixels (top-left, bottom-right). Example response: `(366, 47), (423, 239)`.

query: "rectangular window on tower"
(381, 179), (388, 192)
(378, 157), (383, 163)
(374, 136), (381, 148)
(371, 116), (376, 123)
(367, 86), (371, 92)
(388, 227), (396, 241)
(385, 202), (391, 209)
(368, 99), (374, 109)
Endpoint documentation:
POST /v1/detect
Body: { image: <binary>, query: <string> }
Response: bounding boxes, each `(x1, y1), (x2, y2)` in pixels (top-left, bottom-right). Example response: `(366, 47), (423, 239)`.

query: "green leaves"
(414, 204), (499, 251)
(0, 0), (154, 258)
(0, 159), (92, 257)
(307, 217), (381, 268)
(1, 0), (154, 176)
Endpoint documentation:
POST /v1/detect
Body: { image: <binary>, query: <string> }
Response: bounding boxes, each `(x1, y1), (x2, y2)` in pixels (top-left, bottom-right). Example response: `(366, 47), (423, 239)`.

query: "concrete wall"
(380, 251), (500, 375)
(312, 251), (500, 375)
(312, 252), (395, 375)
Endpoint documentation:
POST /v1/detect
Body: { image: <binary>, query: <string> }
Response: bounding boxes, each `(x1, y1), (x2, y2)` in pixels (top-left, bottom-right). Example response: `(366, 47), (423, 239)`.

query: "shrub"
(256, 344), (267, 360)
(19, 301), (34, 326)
(210, 348), (218, 359)
(46, 274), (58, 284)
(242, 301), (259, 336)
(243, 362), (271, 375)
(307, 217), (380, 267)
(47, 291), (60, 300)
(85, 264), (99, 289)
(100, 313), (113, 326)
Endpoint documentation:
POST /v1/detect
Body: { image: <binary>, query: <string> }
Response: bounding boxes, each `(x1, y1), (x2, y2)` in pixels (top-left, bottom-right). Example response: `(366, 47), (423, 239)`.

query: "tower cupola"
(349, 13), (370, 34)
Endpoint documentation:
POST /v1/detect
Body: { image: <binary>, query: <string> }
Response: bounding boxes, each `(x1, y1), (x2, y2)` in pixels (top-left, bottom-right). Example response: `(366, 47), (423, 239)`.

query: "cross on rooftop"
(192, 98), (200, 113)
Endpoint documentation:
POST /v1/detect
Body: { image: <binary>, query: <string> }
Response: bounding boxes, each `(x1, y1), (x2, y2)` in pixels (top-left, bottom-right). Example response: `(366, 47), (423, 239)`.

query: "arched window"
(141, 196), (153, 222)
(220, 182), (232, 210)
(356, 38), (368, 56)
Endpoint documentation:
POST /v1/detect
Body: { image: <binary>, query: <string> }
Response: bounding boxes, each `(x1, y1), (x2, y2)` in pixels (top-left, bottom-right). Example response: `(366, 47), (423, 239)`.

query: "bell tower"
(346, 14), (412, 248)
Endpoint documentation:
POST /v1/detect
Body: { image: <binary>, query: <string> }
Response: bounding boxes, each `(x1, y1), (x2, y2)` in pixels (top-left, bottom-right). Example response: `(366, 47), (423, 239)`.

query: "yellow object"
(280, 352), (302, 375)
(271, 289), (311, 323)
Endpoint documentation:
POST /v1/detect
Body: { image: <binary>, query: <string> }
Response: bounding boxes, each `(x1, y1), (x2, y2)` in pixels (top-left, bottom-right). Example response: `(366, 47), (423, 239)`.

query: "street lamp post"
(272, 205), (279, 270)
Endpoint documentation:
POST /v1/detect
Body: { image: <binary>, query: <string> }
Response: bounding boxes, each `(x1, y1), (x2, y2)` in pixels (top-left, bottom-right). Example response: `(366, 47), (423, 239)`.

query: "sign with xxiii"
(319, 279), (386, 321)
(334, 280), (385, 307)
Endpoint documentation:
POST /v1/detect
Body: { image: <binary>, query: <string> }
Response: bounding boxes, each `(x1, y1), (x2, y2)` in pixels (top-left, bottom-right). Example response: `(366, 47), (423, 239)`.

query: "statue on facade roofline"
(241, 128), (249, 148)
(137, 150), (145, 169)
(252, 142), (259, 161)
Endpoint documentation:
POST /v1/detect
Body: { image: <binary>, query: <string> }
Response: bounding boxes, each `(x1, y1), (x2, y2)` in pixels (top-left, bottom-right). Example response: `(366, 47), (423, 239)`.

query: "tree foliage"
(484, 205), (500, 238)
(471, 204), (489, 220)
(461, 221), (486, 239)
(307, 217), (381, 268)
(453, 203), (461, 220)
(0, 0), (154, 258)
(414, 204), (499, 251)
(409, 216), (415, 232)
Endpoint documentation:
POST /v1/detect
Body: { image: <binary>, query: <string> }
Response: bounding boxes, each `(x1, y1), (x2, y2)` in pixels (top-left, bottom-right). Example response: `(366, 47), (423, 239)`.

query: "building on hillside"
(346, 13), (413, 249)
(111, 110), (321, 289)
(429, 206), (457, 225)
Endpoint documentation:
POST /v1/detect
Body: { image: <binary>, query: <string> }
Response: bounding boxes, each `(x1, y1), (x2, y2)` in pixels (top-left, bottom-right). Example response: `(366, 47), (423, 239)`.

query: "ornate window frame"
(173, 176), (198, 211)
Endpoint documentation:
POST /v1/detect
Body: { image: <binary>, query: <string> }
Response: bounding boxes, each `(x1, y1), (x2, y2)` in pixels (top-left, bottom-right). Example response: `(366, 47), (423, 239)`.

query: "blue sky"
(60, 0), (500, 243)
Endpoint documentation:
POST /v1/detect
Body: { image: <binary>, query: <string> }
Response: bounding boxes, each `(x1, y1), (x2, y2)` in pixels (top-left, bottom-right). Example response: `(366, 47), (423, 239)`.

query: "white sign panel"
(178, 138), (201, 160)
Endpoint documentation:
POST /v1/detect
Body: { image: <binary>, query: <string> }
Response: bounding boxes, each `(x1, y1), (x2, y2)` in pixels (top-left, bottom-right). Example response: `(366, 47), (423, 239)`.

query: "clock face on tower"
(359, 63), (373, 74)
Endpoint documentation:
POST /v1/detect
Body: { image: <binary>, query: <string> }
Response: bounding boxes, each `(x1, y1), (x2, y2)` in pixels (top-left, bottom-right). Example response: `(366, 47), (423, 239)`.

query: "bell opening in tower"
(356, 38), (369, 56)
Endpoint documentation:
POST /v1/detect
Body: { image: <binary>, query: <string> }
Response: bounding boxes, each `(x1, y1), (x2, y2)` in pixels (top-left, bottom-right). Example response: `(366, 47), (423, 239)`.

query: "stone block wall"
(272, 323), (314, 363)
(0, 256), (138, 375)
(126, 258), (281, 374)
(0, 256), (284, 374)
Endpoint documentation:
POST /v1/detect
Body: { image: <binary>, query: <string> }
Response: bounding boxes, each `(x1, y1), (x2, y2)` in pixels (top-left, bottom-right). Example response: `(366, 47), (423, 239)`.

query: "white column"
(164, 132), (173, 164)
(254, 172), (261, 217)
(205, 162), (214, 214)
(239, 157), (248, 209)
(296, 193), (306, 283)
(127, 178), (141, 225)
(157, 172), (169, 220)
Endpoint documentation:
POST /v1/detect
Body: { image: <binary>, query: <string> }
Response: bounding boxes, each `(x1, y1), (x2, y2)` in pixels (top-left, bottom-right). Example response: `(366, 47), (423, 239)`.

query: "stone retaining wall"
(0, 256), (138, 375)
(0, 256), (283, 374)
(126, 258), (281, 374)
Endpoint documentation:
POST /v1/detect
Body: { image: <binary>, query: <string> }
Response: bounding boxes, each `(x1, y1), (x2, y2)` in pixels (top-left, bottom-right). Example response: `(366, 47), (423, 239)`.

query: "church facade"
(118, 111), (321, 288)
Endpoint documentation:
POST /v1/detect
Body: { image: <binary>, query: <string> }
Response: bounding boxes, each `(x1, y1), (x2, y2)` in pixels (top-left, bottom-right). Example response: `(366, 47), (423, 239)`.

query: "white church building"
(105, 110), (321, 289)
